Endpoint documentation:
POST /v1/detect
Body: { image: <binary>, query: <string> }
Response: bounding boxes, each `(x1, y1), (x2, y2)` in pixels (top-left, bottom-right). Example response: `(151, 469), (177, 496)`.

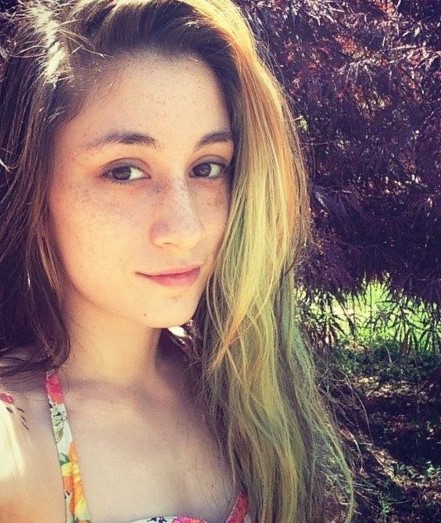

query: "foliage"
(0, 0), (14, 13)
(299, 280), (441, 356)
(237, 0), (441, 308)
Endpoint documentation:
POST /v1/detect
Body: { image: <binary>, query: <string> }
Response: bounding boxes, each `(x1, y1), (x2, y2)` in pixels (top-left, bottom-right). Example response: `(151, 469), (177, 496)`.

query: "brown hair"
(0, 0), (242, 374)
(0, 1), (353, 520)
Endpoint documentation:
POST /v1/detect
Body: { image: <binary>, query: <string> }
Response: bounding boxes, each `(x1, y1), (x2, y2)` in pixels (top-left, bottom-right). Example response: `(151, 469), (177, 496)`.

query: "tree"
(237, 0), (441, 312)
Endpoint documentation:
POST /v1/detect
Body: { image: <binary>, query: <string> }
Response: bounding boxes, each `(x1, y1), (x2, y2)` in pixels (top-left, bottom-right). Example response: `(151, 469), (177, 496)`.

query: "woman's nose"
(149, 182), (205, 251)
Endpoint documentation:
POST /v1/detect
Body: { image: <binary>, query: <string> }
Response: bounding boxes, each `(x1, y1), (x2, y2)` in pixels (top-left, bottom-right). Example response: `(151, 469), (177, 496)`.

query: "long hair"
(0, 1), (354, 521)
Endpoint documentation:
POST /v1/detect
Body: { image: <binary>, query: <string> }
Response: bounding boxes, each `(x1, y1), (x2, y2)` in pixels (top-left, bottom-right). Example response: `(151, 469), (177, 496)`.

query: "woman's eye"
(192, 162), (228, 179)
(103, 165), (146, 183)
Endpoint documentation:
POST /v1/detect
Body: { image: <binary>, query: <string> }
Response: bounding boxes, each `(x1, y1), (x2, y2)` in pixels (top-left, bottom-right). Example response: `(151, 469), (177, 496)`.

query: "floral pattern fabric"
(45, 370), (250, 523)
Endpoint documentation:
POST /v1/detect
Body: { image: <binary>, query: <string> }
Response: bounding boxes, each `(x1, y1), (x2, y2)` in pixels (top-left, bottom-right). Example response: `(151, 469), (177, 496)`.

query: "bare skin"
(0, 347), (235, 523)
(0, 52), (236, 523)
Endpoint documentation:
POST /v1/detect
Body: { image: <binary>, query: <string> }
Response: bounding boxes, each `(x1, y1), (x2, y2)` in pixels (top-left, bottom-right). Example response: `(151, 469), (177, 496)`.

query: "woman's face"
(48, 53), (234, 329)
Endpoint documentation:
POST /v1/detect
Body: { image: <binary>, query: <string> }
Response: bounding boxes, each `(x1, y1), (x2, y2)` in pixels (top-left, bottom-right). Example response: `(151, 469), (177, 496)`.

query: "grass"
(305, 281), (441, 522)
(332, 280), (441, 355)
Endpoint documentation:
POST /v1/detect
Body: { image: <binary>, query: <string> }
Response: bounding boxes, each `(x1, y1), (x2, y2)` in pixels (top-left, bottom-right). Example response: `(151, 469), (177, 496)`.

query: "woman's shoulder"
(0, 370), (48, 517)
(0, 367), (48, 446)
(0, 381), (28, 515)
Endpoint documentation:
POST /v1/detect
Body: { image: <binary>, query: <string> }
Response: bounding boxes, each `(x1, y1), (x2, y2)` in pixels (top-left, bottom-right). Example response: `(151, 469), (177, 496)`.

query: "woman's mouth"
(138, 266), (202, 287)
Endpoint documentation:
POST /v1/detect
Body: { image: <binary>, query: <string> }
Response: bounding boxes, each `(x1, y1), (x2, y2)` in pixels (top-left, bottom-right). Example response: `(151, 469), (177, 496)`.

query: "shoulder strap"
(45, 370), (92, 523)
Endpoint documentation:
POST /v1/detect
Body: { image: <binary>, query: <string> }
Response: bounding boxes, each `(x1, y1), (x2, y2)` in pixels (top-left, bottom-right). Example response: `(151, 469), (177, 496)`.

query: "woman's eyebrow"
(85, 129), (234, 151)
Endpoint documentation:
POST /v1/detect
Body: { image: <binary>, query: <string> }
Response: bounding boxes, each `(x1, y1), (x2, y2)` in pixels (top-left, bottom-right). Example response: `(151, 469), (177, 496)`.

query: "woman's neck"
(59, 302), (170, 390)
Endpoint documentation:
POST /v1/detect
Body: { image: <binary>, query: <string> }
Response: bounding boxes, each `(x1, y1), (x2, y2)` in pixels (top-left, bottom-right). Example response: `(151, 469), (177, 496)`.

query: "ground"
(328, 346), (441, 522)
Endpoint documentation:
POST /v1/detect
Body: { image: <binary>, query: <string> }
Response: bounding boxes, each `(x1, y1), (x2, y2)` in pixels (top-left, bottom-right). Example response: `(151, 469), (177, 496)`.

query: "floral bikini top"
(45, 370), (250, 523)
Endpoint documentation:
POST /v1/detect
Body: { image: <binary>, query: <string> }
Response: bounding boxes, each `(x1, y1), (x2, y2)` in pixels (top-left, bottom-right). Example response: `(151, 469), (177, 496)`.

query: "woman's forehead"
(54, 52), (233, 155)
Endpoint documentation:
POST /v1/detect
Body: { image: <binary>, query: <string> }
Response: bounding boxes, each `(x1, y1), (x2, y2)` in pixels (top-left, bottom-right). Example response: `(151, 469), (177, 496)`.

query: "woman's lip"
(138, 267), (201, 287)
(145, 265), (202, 277)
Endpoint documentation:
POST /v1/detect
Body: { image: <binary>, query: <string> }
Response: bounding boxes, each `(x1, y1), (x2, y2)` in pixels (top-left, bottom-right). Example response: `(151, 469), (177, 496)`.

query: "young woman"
(0, 1), (353, 522)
